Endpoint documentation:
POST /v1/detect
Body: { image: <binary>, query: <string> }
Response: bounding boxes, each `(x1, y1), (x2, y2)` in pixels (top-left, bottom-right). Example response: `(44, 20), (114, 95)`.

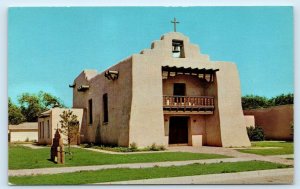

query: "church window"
(47, 120), (50, 138)
(39, 122), (41, 138)
(103, 94), (109, 123)
(42, 121), (44, 138)
(88, 99), (93, 125)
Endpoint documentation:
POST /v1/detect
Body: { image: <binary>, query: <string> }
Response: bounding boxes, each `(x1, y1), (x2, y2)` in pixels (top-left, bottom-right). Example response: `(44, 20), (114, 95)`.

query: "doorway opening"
(169, 116), (189, 145)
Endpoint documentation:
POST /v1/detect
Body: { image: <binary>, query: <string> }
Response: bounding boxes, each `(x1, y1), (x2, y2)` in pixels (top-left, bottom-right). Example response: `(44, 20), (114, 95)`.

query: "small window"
(47, 120), (50, 138)
(88, 99), (93, 125)
(42, 121), (44, 139)
(173, 83), (186, 103)
(172, 40), (185, 58)
(39, 122), (41, 139)
(103, 93), (108, 123)
(173, 83), (186, 96)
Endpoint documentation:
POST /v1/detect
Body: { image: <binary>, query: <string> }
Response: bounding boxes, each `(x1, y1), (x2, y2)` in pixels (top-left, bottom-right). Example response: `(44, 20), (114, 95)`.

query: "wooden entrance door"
(169, 116), (189, 144)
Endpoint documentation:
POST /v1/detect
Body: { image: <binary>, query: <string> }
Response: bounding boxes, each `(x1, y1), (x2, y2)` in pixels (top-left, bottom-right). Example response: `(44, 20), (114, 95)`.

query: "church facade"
(70, 32), (251, 147)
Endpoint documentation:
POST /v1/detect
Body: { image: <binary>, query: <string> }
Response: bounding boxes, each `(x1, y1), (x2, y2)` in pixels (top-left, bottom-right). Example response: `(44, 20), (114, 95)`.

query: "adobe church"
(39, 20), (251, 147)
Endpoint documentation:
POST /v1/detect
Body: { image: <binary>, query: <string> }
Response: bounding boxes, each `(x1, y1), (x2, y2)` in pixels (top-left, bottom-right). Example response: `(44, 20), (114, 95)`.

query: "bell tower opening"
(172, 40), (185, 58)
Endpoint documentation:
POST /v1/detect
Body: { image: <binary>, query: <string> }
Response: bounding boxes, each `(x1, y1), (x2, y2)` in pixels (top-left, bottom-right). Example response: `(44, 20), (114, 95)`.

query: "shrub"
(143, 143), (166, 151)
(149, 143), (159, 151)
(158, 145), (166, 151)
(247, 126), (265, 141)
(147, 143), (166, 151)
(290, 121), (294, 137)
(82, 143), (94, 148)
(129, 142), (138, 151)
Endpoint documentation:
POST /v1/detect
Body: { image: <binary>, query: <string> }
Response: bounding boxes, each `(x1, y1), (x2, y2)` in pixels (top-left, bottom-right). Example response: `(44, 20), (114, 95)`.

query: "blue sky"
(8, 7), (293, 107)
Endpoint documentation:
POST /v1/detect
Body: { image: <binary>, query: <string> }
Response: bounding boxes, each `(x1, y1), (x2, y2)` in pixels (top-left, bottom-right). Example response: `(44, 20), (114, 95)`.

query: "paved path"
(233, 147), (281, 149)
(270, 154), (294, 159)
(101, 168), (294, 184)
(72, 146), (167, 155)
(9, 145), (294, 181)
(20, 144), (46, 149)
(167, 146), (294, 165)
(9, 157), (250, 177)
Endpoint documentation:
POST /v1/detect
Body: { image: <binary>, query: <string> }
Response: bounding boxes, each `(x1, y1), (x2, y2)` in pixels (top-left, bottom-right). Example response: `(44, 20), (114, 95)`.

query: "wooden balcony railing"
(163, 95), (215, 112)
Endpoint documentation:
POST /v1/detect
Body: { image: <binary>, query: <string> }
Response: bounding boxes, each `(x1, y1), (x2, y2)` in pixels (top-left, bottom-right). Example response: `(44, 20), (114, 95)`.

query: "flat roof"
(8, 122), (38, 131)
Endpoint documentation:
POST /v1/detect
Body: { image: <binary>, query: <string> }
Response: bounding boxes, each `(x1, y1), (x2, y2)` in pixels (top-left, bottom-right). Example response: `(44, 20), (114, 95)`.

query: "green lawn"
(9, 161), (291, 185)
(237, 141), (293, 156)
(9, 144), (229, 170)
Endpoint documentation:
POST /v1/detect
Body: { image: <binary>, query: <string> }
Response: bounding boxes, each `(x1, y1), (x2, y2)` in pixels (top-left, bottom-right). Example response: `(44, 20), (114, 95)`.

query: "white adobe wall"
(10, 132), (38, 142)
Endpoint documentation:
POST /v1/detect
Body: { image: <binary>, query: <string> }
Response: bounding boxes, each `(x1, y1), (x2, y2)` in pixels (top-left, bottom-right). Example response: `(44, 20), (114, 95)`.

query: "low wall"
(243, 105), (293, 141)
(9, 131), (38, 142)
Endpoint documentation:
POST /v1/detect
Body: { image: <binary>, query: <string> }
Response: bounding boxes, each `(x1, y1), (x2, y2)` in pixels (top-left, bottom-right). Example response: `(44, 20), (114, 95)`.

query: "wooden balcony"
(163, 95), (215, 114)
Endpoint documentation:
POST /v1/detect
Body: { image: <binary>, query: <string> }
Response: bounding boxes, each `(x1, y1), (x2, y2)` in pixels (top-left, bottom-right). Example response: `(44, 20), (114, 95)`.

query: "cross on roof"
(171, 17), (179, 32)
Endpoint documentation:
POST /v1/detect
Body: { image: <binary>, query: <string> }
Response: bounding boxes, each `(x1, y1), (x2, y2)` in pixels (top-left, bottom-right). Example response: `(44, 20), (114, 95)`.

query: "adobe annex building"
(38, 108), (83, 145)
(67, 31), (251, 148)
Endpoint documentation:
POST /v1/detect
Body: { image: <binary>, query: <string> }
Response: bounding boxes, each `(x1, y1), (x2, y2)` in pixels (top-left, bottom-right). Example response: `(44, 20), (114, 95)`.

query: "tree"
(18, 93), (44, 122)
(40, 91), (65, 109)
(242, 95), (271, 110)
(8, 98), (25, 125)
(242, 93), (294, 110)
(59, 110), (79, 157)
(270, 93), (294, 106)
(18, 91), (65, 122)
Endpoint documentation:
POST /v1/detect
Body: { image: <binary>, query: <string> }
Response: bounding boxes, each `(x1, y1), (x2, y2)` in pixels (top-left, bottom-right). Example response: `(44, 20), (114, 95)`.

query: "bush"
(147, 143), (166, 151)
(129, 142), (138, 151)
(83, 142), (166, 153)
(149, 143), (159, 151)
(82, 143), (94, 148)
(247, 126), (265, 141)
(158, 145), (166, 151)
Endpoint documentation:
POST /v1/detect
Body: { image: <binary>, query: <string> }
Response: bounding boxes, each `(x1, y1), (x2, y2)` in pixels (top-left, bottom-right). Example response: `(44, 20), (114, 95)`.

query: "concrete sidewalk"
(167, 146), (294, 165)
(101, 168), (294, 184)
(270, 154), (294, 159)
(72, 145), (168, 154)
(20, 144), (46, 149)
(9, 157), (250, 177)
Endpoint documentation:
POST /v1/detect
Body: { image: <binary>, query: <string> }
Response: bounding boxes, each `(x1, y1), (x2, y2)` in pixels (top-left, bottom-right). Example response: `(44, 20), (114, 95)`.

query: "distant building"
(8, 122), (38, 142)
(38, 108), (84, 145)
(69, 31), (250, 147)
